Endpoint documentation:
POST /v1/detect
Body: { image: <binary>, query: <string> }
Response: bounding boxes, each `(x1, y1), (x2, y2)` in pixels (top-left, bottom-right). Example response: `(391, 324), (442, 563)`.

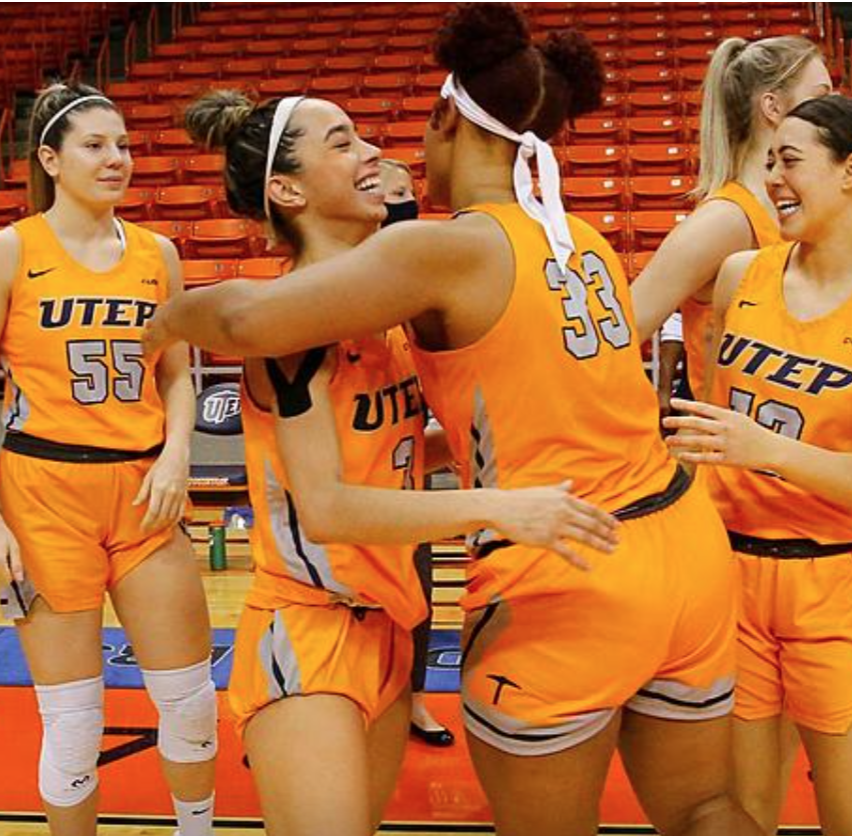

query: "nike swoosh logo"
(738, 300), (758, 308)
(28, 267), (57, 279)
(192, 807), (212, 816)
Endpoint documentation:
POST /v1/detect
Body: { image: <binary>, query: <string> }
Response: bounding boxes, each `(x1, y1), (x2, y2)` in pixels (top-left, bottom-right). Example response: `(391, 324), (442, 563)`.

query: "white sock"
(173, 793), (214, 836)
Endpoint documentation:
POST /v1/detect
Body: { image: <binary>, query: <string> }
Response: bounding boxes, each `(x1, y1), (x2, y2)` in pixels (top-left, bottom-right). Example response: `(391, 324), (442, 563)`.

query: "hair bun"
(434, 3), (531, 79)
(539, 31), (604, 120)
(185, 89), (254, 151)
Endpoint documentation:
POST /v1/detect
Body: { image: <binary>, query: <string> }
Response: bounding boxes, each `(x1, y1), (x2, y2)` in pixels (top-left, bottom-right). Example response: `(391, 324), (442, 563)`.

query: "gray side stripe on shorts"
(462, 695), (615, 757)
(258, 611), (303, 701)
(627, 675), (735, 721)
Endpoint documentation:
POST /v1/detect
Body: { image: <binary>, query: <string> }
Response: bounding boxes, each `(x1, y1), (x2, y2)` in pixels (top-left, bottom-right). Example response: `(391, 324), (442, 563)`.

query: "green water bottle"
(208, 521), (227, 571)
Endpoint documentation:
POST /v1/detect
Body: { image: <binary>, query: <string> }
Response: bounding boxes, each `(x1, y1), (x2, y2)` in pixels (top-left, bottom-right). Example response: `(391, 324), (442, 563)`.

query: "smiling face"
(767, 116), (851, 242)
(267, 99), (385, 234)
(38, 106), (132, 208)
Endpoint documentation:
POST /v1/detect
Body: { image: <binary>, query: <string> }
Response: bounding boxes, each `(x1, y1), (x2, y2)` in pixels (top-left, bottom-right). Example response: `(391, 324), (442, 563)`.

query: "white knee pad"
(35, 676), (104, 808)
(142, 659), (218, 764)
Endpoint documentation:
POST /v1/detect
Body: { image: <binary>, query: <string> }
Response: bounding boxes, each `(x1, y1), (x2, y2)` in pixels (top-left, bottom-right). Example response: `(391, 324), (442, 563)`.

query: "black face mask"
(382, 199), (419, 227)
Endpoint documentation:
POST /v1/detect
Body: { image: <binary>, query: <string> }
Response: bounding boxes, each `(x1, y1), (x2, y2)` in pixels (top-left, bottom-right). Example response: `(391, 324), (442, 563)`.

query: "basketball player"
(665, 94), (852, 836)
(0, 83), (216, 836)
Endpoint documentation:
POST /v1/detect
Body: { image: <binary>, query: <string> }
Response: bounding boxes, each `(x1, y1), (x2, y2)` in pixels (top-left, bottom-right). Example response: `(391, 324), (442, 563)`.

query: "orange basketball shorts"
(461, 480), (737, 756)
(0, 449), (178, 613)
(735, 550), (852, 734)
(228, 601), (413, 738)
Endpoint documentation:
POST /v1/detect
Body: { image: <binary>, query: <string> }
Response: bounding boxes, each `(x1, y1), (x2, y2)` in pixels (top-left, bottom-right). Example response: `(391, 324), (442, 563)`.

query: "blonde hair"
(28, 82), (119, 212)
(379, 158), (413, 177)
(696, 36), (821, 199)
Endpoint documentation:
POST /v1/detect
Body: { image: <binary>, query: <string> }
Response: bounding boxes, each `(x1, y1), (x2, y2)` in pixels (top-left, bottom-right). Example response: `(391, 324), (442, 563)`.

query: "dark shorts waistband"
(729, 531), (852, 559)
(614, 465), (691, 522)
(472, 467), (691, 560)
(2, 432), (164, 463)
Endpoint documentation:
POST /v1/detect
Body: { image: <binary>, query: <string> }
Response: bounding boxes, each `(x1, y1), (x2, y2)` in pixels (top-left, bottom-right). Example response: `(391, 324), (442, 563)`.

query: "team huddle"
(1, 3), (851, 836)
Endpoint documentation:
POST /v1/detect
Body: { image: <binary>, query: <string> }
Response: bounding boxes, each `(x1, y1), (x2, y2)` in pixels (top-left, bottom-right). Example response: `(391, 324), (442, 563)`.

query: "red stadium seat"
(152, 81), (204, 105)
(153, 129), (197, 157)
(400, 97), (436, 119)
(382, 120), (427, 147)
(560, 145), (625, 178)
(625, 91), (681, 118)
(186, 219), (257, 259)
(629, 176), (695, 211)
(624, 116), (683, 144)
(182, 259), (238, 288)
(182, 155), (225, 187)
(175, 60), (222, 81)
(626, 144), (692, 177)
(567, 118), (624, 146)
(310, 75), (360, 99)
(130, 157), (181, 187)
(221, 58), (270, 83)
(116, 187), (155, 222)
(625, 67), (677, 92)
(629, 209), (690, 250)
(139, 220), (189, 256)
(154, 186), (219, 221)
(258, 77), (312, 99)
(345, 98), (397, 124)
(573, 211), (628, 252)
(563, 177), (627, 212)
(107, 81), (151, 106)
(361, 74), (412, 97)
(129, 60), (175, 82)
(124, 104), (175, 131)
(622, 46), (673, 67)
(374, 55), (419, 73)
(271, 57), (321, 76)
(338, 37), (384, 55)
(321, 56), (366, 75)
(127, 130), (151, 157)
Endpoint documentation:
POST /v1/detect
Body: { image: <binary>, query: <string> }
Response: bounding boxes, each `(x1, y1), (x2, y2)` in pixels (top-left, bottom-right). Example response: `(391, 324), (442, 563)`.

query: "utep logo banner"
(196, 382), (243, 436)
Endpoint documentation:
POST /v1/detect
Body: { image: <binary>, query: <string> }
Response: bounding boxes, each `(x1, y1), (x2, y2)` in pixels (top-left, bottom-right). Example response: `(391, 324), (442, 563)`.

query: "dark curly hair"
(433, 3), (604, 139)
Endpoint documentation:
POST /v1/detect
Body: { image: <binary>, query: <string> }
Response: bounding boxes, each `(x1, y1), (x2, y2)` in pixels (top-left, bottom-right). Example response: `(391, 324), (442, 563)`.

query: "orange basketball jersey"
(242, 328), (428, 631)
(682, 182), (781, 398)
(411, 204), (676, 602)
(2, 214), (166, 452)
(708, 242), (852, 543)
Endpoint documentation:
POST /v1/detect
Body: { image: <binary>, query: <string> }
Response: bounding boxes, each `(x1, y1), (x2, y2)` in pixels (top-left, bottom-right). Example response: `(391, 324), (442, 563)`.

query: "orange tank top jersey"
(242, 328), (428, 631)
(708, 243), (852, 543)
(411, 204), (676, 602)
(682, 182), (780, 398)
(1, 214), (166, 451)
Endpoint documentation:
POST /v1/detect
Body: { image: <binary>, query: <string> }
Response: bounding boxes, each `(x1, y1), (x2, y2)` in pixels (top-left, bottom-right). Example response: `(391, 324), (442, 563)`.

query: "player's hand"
(0, 515), (24, 586)
(490, 481), (619, 572)
(142, 304), (178, 360)
(663, 398), (777, 470)
(133, 446), (190, 533)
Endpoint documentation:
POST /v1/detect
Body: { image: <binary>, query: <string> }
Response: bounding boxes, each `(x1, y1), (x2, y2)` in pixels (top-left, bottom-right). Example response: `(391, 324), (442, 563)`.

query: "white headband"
(441, 74), (575, 274)
(264, 96), (305, 219)
(40, 95), (114, 147)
